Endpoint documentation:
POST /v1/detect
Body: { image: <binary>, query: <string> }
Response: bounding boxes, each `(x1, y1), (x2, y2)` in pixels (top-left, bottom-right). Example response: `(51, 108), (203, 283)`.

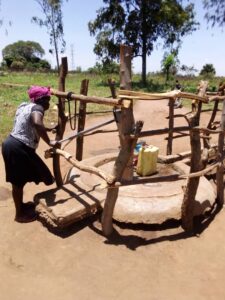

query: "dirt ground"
(1, 99), (225, 300)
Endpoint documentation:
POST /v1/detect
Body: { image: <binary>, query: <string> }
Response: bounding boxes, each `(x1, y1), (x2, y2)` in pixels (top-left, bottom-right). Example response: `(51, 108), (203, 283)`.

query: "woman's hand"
(49, 140), (58, 147)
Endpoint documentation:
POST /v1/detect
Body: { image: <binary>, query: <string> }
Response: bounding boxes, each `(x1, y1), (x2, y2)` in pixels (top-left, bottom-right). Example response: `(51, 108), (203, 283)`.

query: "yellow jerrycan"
(136, 145), (159, 176)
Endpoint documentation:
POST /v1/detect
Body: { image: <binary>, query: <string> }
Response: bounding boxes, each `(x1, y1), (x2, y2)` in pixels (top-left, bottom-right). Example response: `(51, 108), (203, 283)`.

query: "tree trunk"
(141, 0), (147, 86)
(51, 6), (60, 73)
(142, 50), (147, 85)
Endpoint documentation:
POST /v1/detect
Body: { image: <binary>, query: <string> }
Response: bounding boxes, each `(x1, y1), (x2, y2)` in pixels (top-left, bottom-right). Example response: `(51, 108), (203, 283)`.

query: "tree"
(2, 40), (51, 70)
(88, 0), (198, 84)
(161, 52), (178, 81)
(200, 63), (216, 77)
(0, 0), (11, 36)
(203, 0), (225, 26)
(32, 0), (67, 72)
(180, 64), (198, 77)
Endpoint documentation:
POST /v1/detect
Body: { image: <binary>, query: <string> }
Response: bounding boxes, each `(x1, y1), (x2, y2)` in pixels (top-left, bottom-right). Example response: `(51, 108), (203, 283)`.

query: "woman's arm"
(31, 112), (56, 146)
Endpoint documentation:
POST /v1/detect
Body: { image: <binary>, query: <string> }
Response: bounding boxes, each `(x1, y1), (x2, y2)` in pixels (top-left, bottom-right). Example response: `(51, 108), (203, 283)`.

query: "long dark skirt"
(2, 135), (54, 187)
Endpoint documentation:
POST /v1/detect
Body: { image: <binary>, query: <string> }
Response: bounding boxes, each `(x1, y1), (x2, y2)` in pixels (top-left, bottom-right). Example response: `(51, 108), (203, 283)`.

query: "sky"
(0, 0), (225, 76)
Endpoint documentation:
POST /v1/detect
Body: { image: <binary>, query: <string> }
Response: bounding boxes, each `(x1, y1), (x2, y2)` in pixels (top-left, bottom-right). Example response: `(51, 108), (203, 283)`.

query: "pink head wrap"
(28, 86), (51, 103)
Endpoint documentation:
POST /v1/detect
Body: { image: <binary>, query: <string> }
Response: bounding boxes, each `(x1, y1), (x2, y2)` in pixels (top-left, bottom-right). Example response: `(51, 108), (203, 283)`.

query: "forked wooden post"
(181, 81), (208, 232)
(216, 99), (225, 207)
(53, 57), (68, 186)
(76, 79), (89, 161)
(181, 128), (201, 231)
(204, 99), (219, 149)
(101, 45), (137, 236)
(102, 121), (143, 236)
(119, 44), (135, 181)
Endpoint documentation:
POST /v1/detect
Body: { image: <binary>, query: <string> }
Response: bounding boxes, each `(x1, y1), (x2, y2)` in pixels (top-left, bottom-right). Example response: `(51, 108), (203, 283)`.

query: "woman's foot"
(15, 213), (37, 223)
(22, 202), (35, 210)
(15, 203), (37, 223)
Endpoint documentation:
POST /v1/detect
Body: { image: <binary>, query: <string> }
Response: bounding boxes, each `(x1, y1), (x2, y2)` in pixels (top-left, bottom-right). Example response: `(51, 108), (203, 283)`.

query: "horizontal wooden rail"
(50, 88), (121, 107)
(45, 148), (116, 185)
(192, 127), (223, 134)
(139, 126), (190, 137)
(180, 161), (221, 179)
(118, 89), (209, 103)
(209, 95), (225, 102)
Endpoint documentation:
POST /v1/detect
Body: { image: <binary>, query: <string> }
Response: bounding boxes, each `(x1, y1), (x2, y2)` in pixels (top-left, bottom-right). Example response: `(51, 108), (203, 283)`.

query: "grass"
(0, 71), (224, 143)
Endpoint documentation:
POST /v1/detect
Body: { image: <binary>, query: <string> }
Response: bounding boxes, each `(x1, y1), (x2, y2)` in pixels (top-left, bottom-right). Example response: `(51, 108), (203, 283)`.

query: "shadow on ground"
(38, 202), (222, 251)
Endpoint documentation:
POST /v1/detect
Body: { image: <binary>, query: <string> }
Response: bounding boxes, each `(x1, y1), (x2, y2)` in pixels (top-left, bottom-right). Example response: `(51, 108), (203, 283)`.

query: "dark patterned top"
(11, 102), (44, 149)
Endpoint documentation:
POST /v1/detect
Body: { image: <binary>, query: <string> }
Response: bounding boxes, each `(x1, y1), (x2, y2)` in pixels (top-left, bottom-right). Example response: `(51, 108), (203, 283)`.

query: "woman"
(2, 86), (57, 223)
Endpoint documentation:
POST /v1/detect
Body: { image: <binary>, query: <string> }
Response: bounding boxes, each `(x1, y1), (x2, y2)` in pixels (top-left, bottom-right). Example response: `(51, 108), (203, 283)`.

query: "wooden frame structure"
(46, 46), (225, 236)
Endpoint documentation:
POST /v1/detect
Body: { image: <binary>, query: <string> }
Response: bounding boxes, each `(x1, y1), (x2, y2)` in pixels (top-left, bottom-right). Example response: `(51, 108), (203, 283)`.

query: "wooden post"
(76, 79), (89, 161)
(181, 81), (208, 232)
(204, 100), (219, 149)
(53, 57), (68, 186)
(108, 78), (117, 98)
(102, 121), (144, 236)
(216, 99), (225, 207)
(167, 98), (175, 155)
(119, 44), (135, 181)
(181, 129), (201, 232)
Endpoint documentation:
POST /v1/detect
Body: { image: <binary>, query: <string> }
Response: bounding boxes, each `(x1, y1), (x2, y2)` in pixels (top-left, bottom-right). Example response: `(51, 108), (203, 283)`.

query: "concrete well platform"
(34, 153), (216, 229)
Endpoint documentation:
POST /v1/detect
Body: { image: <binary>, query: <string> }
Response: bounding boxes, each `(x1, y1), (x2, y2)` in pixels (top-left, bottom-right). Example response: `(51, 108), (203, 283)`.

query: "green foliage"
(0, 71), (224, 144)
(1, 41), (50, 71)
(2, 40), (44, 60)
(88, 0), (199, 84)
(161, 52), (178, 81)
(200, 63), (216, 77)
(32, 0), (67, 72)
(87, 61), (120, 75)
(203, 0), (225, 27)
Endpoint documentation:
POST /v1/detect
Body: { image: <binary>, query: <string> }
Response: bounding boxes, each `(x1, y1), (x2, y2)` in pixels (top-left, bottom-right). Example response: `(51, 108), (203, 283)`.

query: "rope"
(66, 91), (77, 130)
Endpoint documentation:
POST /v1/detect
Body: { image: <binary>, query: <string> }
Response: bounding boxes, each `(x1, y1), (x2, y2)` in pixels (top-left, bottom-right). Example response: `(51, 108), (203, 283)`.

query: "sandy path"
(0, 100), (225, 300)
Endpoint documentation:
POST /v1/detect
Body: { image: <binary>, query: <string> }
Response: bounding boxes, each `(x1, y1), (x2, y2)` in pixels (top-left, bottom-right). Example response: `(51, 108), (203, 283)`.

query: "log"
(101, 120), (143, 236)
(118, 89), (209, 103)
(203, 99), (220, 149)
(50, 148), (116, 185)
(76, 79), (89, 161)
(181, 81), (208, 232)
(192, 126), (222, 134)
(209, 95), (225, 102)
(167, 98), (175, 155)
(139, 126), (190, 137)
(181, 161), (220, 179)
(53, 57), (68, 187)
(50, 89), (121, 107)
(119, 44), (134, 181)
(108, 78), (117, 99)
(216, 99), (225, 206)
(181, 129), (201, 232)
(192, 81), (209, 112)
(101, 45), (135, 237)
(1, 83), (29, 88)
(165, 132), (190, 140)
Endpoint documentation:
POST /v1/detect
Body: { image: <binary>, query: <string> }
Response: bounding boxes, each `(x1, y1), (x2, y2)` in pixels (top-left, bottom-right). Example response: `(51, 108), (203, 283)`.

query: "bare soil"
(0, 99), (225, 300)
